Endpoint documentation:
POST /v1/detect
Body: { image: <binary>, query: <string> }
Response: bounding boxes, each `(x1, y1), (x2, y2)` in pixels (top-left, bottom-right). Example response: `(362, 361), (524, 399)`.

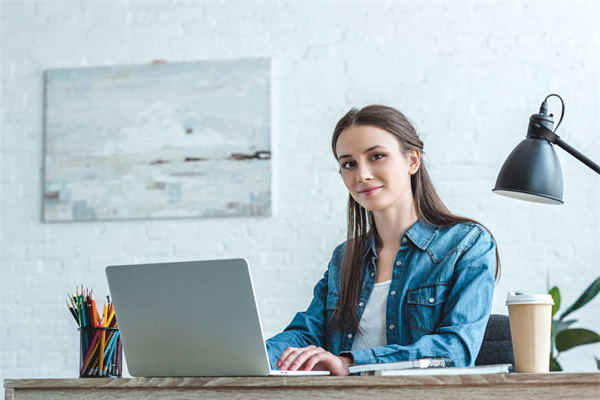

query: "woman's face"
(335, 124), (420, 213)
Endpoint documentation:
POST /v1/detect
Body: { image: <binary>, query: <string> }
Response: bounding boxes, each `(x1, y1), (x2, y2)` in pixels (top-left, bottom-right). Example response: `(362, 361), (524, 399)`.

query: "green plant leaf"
(552, 319), (578, 337)
(560, 277), (600, 320)
(550, 355), (562, 371)
(549, 286), (560, 316)
(556, 328), (600, 352)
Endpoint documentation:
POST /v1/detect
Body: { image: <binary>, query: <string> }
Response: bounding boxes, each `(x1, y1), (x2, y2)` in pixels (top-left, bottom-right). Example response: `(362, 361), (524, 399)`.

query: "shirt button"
(359, 302), (364, 307)
(395, 261), (401, 266)
(347, 333), (353, 339)
(402, 237), (407, 243)
(389, 324), (395, 330)
(390, 291), (396, 296)
(429, 297), (435, 303)
(370, 272), (375, 277)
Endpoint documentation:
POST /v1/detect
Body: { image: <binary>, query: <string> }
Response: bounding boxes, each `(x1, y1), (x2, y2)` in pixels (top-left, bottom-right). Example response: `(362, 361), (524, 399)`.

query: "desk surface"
(5, 373), (600, 400)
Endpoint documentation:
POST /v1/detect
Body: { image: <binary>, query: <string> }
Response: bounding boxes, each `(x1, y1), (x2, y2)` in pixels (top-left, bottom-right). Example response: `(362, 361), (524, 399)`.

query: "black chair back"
(475, 314), (515, 366)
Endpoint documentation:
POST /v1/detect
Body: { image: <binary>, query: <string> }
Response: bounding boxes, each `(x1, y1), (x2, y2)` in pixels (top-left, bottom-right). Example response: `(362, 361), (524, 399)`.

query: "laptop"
(105, 259), (329, 377)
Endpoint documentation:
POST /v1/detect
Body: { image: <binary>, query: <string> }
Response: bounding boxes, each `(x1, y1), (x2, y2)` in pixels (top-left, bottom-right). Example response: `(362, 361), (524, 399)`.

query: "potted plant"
(549, 277), (600, 371)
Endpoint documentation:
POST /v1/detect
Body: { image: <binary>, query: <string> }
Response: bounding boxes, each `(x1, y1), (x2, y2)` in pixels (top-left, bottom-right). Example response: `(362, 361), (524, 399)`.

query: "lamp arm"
(555, 137), (600, 174)
(533, 123), (600, 175)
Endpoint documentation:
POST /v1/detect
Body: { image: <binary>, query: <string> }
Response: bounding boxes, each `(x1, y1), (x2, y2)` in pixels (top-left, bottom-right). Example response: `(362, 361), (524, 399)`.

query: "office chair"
(475, 314), (515, 366)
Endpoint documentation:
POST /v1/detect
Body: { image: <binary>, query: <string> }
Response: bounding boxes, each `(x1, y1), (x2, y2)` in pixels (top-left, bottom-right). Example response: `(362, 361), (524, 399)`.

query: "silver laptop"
(105, 259), (329, 377)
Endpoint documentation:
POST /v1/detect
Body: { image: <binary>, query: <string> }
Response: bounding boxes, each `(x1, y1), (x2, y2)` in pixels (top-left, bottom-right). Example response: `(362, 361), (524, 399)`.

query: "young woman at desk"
(266, 105), (500, 376)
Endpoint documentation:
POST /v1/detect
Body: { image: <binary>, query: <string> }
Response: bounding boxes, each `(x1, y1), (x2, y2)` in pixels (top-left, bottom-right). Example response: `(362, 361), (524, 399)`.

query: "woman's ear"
(408, 150), (420, 175)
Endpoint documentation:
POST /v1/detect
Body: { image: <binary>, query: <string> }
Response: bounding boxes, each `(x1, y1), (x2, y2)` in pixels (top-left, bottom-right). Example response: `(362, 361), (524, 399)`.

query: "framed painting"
(43, 58), (271, 221)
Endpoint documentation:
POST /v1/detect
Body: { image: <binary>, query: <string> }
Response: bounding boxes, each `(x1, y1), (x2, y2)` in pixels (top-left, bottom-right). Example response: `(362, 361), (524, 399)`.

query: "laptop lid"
(105, 259), (273, 377)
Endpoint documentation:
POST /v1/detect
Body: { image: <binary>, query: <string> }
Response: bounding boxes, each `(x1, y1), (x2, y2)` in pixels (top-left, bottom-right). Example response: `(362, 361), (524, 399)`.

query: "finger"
(289, 347), (326, 371)
(277, 347), (300, 368)
(276, 347), (300, 368)
(282, 348), (318, 371)
(277, 345), (317, 367)
(279, 347), (310, 370)
(279, 346), (320, 370)
(304, 352), (332, 371)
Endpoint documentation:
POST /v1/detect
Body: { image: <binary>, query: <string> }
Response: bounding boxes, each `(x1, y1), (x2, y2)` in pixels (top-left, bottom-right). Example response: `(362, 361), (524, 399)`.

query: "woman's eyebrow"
(338, 145), (387, 161)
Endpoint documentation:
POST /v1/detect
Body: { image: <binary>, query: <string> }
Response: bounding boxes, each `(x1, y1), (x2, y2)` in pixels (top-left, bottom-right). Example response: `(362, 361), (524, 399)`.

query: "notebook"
(105, 259), (329, 377)
(373, 363), (511, 376)
(348, 357), (452, 374)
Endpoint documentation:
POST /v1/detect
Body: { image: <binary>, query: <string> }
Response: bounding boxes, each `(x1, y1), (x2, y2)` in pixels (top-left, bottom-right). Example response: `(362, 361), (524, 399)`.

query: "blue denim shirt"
(266, 219), (496, 368)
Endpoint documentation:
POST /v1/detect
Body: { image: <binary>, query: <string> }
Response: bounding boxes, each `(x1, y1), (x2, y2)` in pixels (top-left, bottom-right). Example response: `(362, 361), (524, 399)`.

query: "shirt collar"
(366, 218), (438, 254)
(405, 218), (438, 250)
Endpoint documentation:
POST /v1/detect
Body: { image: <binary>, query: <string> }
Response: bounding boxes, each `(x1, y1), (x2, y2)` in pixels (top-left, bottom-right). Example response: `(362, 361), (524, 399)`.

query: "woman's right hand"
(276, 345), (352, 376)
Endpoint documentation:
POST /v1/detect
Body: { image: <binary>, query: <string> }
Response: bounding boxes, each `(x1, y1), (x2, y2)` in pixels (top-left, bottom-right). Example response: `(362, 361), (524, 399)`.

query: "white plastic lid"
(505, 292), (554, 306)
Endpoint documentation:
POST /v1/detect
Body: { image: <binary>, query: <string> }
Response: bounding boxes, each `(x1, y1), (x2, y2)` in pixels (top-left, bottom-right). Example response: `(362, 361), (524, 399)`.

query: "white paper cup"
(506, 292), (554, 373)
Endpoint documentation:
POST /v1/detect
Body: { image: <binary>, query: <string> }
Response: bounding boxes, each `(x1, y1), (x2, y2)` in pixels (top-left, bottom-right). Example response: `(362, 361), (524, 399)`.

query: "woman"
(266, 105), (499, 376)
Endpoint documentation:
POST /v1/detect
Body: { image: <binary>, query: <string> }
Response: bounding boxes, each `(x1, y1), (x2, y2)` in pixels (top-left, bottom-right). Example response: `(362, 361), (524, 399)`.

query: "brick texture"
(1, 1), (599, 387)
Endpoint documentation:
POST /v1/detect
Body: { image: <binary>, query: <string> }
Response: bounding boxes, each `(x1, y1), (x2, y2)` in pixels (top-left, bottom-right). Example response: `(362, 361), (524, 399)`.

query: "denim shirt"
(265, 219), (496, 368)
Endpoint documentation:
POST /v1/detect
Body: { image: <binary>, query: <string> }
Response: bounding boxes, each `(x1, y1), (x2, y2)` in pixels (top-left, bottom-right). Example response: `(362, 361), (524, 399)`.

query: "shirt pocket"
(406, 283), (451, 334)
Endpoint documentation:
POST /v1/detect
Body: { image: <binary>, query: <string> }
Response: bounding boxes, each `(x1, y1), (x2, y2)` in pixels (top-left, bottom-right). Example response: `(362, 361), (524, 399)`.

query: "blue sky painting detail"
(44, 58), (271, 221)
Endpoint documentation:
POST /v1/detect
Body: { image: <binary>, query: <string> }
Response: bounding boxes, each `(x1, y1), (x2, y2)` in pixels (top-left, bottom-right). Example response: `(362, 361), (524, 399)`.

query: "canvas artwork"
(43, 58), (271, 221)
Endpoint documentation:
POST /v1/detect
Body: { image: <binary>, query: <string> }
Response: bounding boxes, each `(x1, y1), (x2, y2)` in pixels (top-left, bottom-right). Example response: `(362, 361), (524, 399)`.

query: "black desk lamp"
(493, 94), (600, 204)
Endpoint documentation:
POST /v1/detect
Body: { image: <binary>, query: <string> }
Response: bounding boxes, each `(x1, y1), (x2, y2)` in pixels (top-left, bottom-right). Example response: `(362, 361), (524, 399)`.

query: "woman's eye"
(341, 155), (383, 170)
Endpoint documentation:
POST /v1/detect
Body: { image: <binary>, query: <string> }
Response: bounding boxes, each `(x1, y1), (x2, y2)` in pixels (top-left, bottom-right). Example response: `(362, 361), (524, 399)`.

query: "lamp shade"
(492, 137), (564, 205)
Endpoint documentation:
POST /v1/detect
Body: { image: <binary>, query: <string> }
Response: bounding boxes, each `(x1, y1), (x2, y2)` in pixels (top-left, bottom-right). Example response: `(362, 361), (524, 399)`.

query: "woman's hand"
(276, 345), (352, 376)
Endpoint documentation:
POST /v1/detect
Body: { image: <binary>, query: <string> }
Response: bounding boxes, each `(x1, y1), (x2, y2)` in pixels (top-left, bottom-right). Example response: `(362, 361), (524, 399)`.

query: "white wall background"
(1, 0), (599, 387)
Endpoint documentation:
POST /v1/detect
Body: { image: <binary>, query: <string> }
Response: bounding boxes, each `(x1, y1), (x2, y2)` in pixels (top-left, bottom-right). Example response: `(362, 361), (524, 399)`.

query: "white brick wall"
(1, 0), (599, 388)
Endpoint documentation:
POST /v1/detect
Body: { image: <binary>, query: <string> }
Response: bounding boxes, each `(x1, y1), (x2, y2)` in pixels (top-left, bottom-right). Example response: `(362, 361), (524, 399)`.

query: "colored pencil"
(102, 297), (109, 327)
(100, 297), (108, 370)
(79, 285), (87, 328)
(68, 286), (120, 376)
(91, 291), (99, 327)
(66, 299), (79, 325)
(85, 291), (94, 329)
(106, 305), (115, 327)
(80, 330), (102, 375)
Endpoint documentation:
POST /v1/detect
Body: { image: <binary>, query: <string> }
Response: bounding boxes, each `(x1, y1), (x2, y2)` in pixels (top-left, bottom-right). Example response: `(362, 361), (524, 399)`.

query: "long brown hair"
(330, 105), (501, 333)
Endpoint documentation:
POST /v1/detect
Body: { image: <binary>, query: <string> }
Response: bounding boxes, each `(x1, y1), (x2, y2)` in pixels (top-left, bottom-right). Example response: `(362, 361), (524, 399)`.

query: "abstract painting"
(43, 58), (271, 221)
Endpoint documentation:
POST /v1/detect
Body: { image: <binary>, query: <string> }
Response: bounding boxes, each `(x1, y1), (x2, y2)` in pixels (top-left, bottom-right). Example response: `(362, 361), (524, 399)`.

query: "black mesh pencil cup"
(79, 327), (122, 378)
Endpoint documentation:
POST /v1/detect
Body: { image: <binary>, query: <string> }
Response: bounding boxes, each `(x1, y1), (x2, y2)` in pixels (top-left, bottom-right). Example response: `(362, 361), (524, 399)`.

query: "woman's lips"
(359, 186), (382, 196)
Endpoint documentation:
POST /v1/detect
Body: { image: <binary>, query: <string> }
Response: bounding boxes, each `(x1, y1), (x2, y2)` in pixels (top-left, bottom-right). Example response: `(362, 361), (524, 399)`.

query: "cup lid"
(506, 292), (554, 306)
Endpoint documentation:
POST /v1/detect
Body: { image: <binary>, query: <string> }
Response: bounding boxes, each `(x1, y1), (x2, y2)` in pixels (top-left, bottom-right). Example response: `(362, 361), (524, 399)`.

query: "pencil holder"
(78, 327), (122, 378)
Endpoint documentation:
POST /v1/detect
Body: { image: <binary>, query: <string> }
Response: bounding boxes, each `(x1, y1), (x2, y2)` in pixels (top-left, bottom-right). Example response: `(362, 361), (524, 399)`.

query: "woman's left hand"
(276, 345), (352, 376)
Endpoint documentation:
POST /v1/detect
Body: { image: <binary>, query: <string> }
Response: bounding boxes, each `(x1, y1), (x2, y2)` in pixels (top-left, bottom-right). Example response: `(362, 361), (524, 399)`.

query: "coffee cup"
(506, 292), (554, 373)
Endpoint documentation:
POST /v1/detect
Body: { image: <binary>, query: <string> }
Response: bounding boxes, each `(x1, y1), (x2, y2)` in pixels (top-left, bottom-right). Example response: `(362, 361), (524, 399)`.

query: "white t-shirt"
(350, 279), (391, 351)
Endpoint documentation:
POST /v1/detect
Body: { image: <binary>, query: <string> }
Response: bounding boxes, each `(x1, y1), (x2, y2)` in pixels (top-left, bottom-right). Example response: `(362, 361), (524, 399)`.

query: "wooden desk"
(5, 373), (600, 399)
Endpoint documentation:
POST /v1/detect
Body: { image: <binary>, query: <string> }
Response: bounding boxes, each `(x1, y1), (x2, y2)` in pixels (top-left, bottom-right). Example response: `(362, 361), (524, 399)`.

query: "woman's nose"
(357, 163), (373, 182)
